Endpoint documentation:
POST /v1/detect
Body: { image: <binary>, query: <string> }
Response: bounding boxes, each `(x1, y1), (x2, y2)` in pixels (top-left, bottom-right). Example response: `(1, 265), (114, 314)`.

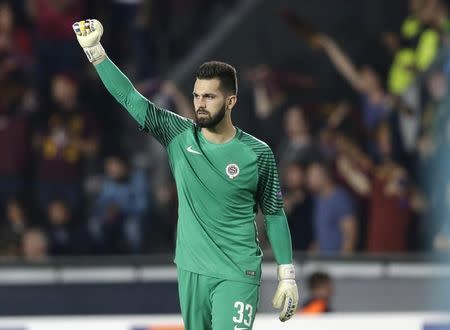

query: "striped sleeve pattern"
(95, 58), (192, 148)
(142, 104), (193, 147)
(239, 133), (284, 215)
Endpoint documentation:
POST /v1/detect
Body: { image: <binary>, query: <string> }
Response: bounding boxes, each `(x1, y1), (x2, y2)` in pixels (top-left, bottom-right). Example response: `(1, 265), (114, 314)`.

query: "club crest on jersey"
(226, 163), (240, 179)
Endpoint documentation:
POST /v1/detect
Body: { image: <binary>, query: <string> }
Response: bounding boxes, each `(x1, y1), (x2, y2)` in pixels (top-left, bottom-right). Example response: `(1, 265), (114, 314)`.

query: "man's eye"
(206, 95), (214, 100)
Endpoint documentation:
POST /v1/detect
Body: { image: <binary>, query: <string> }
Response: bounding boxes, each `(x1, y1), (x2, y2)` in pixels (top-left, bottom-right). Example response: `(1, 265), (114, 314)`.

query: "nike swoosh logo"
(187, 145), (202, 155)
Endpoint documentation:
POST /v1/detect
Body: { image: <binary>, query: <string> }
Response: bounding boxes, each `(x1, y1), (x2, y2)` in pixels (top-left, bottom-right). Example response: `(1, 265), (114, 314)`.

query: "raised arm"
(316, 34), (366, 93)
(72, 19), (192, 147)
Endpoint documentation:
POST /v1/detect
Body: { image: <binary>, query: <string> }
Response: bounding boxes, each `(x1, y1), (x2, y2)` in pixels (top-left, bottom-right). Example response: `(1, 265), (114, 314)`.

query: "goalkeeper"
(73, 19), (298, 330)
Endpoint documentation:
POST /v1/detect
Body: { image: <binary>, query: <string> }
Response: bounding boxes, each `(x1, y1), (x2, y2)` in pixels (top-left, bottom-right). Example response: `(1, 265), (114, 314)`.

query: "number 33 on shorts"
(232, 301), (253, 329)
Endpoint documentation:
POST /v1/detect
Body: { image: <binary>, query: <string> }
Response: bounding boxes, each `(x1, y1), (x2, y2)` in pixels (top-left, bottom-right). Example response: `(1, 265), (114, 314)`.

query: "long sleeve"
(95, 58), (192, 147)
(265, 209), (293, 264)
(256, 146), (293, 264)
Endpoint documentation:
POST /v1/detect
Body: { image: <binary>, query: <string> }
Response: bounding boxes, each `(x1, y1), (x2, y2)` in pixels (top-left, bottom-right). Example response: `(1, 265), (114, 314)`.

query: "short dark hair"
(196, 61), (238, 95)
(308, 272), (332, 290)
(308, 158), (333, 177)
(104, 149), (130, 167)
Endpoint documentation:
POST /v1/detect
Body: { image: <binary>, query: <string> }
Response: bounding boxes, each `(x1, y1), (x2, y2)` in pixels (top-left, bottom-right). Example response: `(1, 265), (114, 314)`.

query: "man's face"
(314, 281), (334, 299)
(6, 200), (23, 223)
(0, 3), (13, 31)
(193, 78), (229, 128)
(51, 75), (78, 107)
(284, 164), (305, 190)
(284, 106), (308, 137)
(48, 201), (69, 225)
(105, 157), (126, 180)
(307, 164), (326, 193)
(22, 230), (48, 260)
(428, 72), (448, 101)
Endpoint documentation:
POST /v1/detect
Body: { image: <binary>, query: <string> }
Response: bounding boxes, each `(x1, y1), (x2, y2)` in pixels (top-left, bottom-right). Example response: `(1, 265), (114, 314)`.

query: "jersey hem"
(174, 261), (261, 286)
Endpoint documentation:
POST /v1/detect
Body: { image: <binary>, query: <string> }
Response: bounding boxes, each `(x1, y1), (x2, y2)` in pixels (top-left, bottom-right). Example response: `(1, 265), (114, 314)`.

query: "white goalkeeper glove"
(272, 264), (299, 322)
(72, 19), (106, 63)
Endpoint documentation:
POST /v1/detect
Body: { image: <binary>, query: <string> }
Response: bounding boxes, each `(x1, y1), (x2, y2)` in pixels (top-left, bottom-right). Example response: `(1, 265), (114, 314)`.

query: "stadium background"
(0, 0), (449, 329)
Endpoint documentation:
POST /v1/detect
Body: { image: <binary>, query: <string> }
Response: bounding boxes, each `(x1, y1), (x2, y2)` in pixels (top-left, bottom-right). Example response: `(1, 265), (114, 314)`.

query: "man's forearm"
(321, 36), (364, 92)
(265, 209), (293, 264)
(341, 216), (357, 253)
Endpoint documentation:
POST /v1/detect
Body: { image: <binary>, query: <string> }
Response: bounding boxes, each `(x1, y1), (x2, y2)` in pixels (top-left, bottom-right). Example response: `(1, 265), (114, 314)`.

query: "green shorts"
(177, 268), (260, 330)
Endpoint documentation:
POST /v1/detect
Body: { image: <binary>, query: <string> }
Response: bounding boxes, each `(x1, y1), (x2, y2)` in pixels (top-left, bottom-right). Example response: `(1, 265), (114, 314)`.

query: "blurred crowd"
(0, 0), (449, 261)
(269, 0), (450, 256)
(0, 0), (237, 260)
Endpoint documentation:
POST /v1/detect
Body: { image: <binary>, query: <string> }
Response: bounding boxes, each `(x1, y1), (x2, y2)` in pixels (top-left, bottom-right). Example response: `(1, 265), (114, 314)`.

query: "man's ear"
(228, 95), (237, 110)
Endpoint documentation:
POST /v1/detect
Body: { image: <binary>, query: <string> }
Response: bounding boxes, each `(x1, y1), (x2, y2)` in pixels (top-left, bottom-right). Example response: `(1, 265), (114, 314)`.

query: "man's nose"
(197, 98), (207, 108)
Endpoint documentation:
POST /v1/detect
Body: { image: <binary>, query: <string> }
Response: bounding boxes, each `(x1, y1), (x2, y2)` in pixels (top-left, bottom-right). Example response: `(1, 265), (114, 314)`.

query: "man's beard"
(195, 104), (226, 128)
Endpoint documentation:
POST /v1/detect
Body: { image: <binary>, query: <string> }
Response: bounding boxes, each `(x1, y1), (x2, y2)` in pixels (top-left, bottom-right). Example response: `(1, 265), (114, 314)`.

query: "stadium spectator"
(433, 220), (450, 252)
(298, 271), (334, 314)
(108, 0), (156, 80)
(336, 124), (424, 252)
(89, 153), (150, 254)
(21, 227), (48, 262)
(385, 0), (426, 95)
(28, 0), (84, 103)
(0, 97), (31, 208)
(0, 196), (28, 256)
(129, 79), (192, 252)
(414, 0), (449, 70)
(311, 33), (419, 168)
(150, 180), (178, 252)
(45, 199), (89, 256)
(277, 105), (321, 172)
(307, 160), (358, 254)
(418, 70), (450, 248)
(282, 162), (314, 252)
(247, 64), (289, 148)
(0, 1), (445, 258)
(333, 135), (372, 250)
(0, 1), (33, 208)
(313, 34), (393, 134)
(366, 164), (416, 252)
(385, 0), (449, 94)
(33, 72), (99, 210)
(0, 0), (32, 71)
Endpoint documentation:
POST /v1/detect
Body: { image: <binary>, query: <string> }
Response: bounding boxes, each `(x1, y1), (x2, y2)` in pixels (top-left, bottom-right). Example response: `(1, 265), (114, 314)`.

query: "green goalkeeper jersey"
(95, 58), (292, 285)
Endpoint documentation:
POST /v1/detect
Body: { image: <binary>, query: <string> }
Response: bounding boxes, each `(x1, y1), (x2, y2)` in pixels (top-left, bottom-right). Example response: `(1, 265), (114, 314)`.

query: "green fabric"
(95, 58), (147, 126)
(265, 209), (293, 265)
(177, 268), (259, 330)
(401, 16), (421, 39)
(94, 58), (293, 284)
(416, 28), (440, 70)
(170, 128), (286, 284)
(388, 48), (416, 94)
(389, 18), (447, 94)
(95, 58), (192, 145)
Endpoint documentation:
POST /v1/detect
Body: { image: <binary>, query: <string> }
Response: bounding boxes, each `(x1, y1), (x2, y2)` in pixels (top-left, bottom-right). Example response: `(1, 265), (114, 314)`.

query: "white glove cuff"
(83, 43), (106, 63)
(278, 264), (295, 280)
